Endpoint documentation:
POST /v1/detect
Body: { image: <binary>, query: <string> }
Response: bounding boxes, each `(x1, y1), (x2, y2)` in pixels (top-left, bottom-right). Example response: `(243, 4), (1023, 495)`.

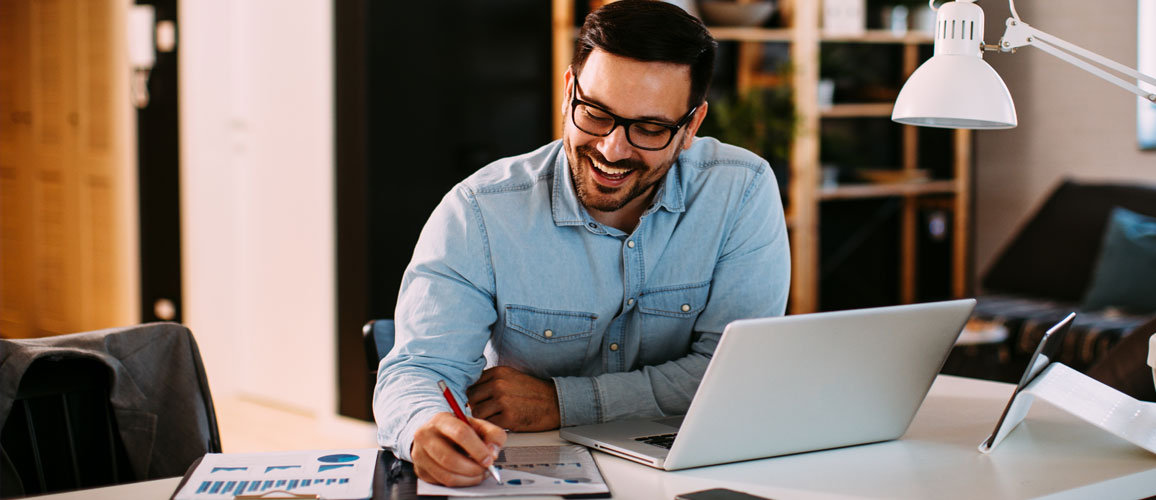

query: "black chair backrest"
(0, 357), (134, 497)
(362, 319), (396, 376)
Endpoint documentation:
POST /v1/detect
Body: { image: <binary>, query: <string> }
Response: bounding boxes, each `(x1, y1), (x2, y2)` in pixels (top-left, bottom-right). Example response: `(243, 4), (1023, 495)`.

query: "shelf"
(708, 27), (793, 42)
(818, 180), (958, 201)
(821, 30), (934, 44)
(820, 103), (894, 118)
(708, 27), (934, 45)
(554, 1), (971, 314)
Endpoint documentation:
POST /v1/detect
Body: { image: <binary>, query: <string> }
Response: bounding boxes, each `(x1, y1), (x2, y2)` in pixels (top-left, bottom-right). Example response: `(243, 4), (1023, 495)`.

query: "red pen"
(438, 379), (502, 484)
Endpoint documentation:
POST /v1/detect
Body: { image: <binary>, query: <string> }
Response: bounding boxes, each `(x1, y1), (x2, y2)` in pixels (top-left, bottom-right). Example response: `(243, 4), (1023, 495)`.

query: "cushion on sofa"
(1081, 207), (1156, 314)
(983, 180), (1156, 302)
(971, 293), (1150, 374)
(1087, 316), (1156, 402)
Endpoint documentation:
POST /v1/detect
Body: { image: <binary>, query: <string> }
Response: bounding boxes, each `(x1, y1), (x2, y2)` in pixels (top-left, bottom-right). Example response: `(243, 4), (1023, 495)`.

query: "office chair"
(362, 319), (396, 375)
(0, 357), (133, 497)
(0, 323), (221, 498)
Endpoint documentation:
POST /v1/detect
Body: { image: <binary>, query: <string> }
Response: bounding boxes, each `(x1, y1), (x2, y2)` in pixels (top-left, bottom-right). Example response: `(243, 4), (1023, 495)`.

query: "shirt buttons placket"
(609, 343), (619, 351)
(626, 298), (634, 307)
(626, 240), (635, 248)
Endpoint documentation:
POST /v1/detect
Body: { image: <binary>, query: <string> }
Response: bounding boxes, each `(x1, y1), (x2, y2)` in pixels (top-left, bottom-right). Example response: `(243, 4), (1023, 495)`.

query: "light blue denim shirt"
(374, 137), (790, 461)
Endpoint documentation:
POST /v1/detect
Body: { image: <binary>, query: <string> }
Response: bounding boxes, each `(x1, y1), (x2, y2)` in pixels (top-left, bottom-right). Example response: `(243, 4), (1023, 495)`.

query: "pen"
(438, 379), (503, 484)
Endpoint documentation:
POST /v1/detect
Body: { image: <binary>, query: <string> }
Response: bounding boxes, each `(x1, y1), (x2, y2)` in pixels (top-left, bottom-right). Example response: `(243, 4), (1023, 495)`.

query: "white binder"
(980, 313), (1156, 455)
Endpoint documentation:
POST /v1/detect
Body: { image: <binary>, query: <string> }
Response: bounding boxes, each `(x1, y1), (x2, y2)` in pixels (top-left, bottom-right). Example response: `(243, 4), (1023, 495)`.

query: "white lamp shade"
(892, 54), (1018, 129)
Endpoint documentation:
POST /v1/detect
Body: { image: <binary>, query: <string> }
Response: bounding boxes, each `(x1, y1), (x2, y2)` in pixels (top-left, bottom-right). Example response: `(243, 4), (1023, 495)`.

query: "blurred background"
(1, 0), (1153, 431)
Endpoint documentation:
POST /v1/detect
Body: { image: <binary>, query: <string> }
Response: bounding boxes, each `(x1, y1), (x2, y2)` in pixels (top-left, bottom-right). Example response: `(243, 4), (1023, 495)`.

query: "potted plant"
(699, 85), (795, 162)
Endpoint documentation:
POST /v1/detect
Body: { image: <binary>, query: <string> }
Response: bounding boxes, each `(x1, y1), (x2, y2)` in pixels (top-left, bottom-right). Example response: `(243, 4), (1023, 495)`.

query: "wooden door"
(0, 0), (137, 339)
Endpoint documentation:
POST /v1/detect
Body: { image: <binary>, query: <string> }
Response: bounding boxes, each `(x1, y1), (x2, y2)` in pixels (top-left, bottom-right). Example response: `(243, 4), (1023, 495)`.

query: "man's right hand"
(411, 412), (507, 487)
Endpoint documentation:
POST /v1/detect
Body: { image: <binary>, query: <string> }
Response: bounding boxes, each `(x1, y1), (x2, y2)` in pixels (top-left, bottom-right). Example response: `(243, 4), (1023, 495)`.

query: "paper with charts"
(417, 444), (609, 497)
(173, 448), (377, 499)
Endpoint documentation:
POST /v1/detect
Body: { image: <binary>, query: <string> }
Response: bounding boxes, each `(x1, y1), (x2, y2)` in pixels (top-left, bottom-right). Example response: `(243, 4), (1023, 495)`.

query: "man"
(373, 0), (790, 487)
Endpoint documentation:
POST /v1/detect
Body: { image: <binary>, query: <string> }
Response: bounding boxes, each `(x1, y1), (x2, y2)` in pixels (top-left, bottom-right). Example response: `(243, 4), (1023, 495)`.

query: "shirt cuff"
(553, 375), (601, 427)
(390, 407), (442, 463)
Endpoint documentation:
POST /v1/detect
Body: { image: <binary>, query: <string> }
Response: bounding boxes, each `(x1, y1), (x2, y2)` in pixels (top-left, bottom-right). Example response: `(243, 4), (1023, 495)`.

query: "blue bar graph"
(188, 476), (356, 496)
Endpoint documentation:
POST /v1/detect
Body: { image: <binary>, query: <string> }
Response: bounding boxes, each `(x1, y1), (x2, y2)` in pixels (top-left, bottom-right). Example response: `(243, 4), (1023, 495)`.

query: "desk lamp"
(891, 0), (1156, 129)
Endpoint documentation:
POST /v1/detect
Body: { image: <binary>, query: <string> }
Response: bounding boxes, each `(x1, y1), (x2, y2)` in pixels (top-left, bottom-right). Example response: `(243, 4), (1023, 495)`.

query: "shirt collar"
(551, 143), (687, 228)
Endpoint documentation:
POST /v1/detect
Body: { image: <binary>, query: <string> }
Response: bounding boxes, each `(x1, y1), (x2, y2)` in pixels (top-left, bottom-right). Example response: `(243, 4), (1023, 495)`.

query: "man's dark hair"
(572, 0), (717, 110)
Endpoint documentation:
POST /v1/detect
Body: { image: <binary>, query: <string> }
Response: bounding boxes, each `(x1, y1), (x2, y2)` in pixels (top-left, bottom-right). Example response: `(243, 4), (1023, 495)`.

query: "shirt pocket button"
(544, 329), (554, 338)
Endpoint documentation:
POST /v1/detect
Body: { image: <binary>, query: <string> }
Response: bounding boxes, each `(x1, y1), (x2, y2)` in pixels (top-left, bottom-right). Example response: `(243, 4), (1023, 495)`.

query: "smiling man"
(373, 0), (790, 487)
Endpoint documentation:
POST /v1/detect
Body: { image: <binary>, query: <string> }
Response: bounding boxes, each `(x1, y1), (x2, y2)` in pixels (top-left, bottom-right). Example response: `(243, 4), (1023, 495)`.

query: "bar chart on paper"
(193, 476), (351, 496)
(417, 445), (609, 497)
(174, 449), (378, 500)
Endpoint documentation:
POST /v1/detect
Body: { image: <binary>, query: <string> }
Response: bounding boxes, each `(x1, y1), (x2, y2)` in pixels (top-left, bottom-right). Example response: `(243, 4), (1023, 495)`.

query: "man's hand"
(467, 366), (561, 431)
(411, 412), (506, 487)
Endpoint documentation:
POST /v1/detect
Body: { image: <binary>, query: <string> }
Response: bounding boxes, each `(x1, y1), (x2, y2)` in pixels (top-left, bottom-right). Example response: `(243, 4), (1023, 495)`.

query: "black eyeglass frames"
(569, 79), (698, 151)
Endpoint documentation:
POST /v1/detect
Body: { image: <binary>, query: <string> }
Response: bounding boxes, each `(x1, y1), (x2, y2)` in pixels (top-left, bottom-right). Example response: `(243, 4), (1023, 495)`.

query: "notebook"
(560, 299), (976, 470)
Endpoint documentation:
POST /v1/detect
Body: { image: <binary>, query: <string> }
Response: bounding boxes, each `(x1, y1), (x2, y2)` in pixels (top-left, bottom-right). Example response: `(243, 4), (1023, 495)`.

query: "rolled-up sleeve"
(373, 185), (497, 461)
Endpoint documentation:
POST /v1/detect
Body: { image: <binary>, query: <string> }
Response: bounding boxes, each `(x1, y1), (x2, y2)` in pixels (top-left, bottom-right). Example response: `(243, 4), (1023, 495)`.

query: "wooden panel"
(30, 0), (82, 335)
(953, 129), (973, 298)
(788, 0), (820, 314)
(708, 27), (794, 42)
(821, 102), (893, 118)
(0, 0), (33, 338)
(708, 28), (931, 45)
(76, 0), (128, 329)
(899, 42), (921, 304)
(0, 0), (133, 338)
(818, 180), (957, 200)
(820, 31), (933, 44)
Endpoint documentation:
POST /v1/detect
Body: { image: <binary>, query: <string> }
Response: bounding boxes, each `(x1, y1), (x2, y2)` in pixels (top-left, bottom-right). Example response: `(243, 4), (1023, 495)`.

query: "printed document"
(417, 444), (609, 497)
(172, 448), (378, 499)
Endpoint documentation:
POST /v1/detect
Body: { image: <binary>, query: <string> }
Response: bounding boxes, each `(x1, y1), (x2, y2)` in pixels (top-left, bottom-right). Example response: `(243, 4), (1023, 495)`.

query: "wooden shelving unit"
(551, 0), (972, 314)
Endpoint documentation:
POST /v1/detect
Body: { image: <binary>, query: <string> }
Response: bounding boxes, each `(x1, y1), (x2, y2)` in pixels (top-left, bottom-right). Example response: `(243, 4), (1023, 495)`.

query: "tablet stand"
(979, 361), (1156, 454)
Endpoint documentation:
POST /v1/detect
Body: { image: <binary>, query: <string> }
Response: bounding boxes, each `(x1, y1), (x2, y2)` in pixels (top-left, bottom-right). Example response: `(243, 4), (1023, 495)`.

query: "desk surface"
(28, 375), (1156, 500)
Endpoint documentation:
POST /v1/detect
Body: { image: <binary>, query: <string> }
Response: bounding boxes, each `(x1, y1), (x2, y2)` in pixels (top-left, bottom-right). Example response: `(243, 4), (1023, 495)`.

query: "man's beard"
(565, 140), (676, 213)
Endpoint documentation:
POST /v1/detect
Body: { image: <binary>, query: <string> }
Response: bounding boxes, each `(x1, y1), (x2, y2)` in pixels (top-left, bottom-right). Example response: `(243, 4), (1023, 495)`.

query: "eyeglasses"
(570, 79), (698, 151)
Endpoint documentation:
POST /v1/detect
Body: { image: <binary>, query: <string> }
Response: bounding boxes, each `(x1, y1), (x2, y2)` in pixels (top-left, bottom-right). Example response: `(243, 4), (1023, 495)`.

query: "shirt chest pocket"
(498, 305), (598, 377)
(637, 281), (710, 364)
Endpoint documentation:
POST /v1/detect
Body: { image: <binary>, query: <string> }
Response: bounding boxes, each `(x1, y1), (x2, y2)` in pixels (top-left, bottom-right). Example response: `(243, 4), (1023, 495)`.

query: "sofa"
(941, 179), (1156, 387)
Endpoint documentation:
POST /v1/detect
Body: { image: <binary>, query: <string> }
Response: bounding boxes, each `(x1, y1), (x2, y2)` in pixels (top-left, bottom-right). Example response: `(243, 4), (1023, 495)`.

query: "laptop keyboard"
(634, 432), (678, 449)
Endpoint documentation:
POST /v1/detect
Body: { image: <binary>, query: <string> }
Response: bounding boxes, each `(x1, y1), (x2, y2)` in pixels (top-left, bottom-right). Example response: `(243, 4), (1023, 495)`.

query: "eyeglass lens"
(572, 103), (675, 150)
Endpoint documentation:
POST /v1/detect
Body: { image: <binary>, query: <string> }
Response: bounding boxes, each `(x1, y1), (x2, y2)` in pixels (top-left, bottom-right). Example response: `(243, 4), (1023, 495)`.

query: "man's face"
(562, 49), (706, 215)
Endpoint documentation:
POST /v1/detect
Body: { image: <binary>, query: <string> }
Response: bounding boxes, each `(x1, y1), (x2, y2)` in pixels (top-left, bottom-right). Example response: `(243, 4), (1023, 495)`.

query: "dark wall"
(337, 0), (554, 421)
(137, 0), (181, 324)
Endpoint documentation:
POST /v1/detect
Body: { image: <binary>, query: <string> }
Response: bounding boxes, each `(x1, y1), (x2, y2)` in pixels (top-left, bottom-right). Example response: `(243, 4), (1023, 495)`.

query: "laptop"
(560, 298), (976, 470)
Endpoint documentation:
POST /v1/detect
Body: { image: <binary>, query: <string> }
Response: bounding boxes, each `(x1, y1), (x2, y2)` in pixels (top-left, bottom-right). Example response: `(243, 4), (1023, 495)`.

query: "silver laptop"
(560, 299), (976, 470)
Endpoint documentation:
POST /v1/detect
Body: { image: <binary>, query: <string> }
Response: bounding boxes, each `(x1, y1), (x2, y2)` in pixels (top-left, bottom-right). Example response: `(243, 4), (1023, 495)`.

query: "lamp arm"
(999, 18), (1156, 102)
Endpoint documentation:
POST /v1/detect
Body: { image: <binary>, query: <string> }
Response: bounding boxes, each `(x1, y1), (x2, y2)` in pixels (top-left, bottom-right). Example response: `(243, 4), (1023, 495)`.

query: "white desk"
(28, 375), (1156, 499)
